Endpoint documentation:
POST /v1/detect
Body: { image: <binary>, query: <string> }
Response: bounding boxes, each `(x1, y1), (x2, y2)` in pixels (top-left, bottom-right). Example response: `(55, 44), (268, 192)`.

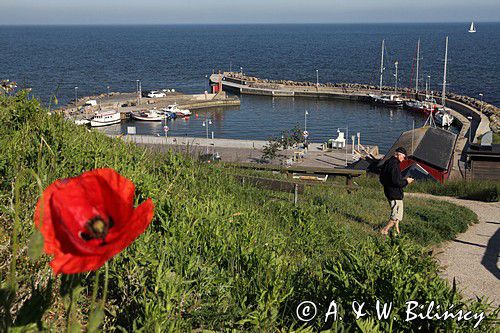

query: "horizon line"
(1, 21), (499, 27)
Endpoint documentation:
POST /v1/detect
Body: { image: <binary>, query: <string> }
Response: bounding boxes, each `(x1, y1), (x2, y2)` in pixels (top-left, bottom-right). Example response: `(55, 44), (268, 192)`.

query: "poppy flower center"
(80, 216), (113, 242)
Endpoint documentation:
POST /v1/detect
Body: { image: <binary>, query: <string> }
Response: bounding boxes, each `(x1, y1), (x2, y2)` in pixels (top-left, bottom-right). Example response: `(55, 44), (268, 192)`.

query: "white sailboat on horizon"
(468, 21), (476, 33)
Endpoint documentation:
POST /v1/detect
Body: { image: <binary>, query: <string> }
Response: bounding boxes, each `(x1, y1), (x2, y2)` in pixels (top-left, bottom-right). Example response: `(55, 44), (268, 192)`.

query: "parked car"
(147, 91), (167, 98)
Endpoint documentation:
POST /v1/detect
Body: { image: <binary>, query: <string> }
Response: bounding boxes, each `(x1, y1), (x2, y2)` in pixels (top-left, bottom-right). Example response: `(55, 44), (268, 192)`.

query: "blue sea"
(1, 24), (498, 151)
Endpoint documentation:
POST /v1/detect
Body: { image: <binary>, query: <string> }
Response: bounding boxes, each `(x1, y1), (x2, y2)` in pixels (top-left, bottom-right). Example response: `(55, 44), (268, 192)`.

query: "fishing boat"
(164, 104), (191, 117)
(370, 40), (403, 107)
(90, 110), (121, 127)
(468, 21), (476, 33)
(131, 109), (166, 122)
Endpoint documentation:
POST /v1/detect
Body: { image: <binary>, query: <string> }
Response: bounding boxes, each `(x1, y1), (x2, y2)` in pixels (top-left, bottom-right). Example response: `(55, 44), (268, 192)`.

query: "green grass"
(0, 92), (497, 332)
(358, 175), (499, 202)
(479, 132), (500, 144)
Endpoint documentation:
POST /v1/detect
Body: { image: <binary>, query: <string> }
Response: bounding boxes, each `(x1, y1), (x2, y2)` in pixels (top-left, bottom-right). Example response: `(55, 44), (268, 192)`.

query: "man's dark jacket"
(380, 156), (408, 200)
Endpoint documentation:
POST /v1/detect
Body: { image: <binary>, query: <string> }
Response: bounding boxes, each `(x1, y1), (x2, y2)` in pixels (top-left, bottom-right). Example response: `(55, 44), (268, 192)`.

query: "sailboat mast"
(379, 39), (385, 94)
(415, 39), (420, 94)
(394, 61), (399, 92)
(442, 36), (448, 107)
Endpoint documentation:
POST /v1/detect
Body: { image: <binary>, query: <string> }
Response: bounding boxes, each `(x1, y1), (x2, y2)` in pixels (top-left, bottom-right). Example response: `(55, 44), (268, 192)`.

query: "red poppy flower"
(34, 168), (154, 274)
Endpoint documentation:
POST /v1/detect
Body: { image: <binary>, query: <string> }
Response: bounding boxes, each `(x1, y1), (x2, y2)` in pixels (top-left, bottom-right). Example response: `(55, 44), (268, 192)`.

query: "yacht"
(468, 22), (476, 33)
(164, 104), (191, 117)
(434, 37), (454, 128)
(404, 99), (438, 113)
(131, 109), (166, 122)
(370, 94), (403, 107)
(435, 108), (454, 127)
(90, 110), (121, 127)
(370, 40), (403, 107)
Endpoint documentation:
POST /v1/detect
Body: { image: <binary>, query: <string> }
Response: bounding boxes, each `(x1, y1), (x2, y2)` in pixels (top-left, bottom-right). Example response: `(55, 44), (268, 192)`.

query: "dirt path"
(407, 193), (500, 307)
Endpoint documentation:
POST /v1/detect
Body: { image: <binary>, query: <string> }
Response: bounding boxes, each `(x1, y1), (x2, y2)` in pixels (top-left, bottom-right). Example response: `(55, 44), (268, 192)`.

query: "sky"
(1, 0), (499, 25)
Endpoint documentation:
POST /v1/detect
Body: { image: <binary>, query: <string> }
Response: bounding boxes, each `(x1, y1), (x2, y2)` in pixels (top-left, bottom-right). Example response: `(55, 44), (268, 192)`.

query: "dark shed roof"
(381, 126), (457, 171)
(467, 143), (500, 157)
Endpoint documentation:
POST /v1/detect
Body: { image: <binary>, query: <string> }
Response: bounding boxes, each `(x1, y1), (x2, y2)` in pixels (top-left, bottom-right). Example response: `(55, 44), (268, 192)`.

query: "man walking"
(380, 147), (414, 235)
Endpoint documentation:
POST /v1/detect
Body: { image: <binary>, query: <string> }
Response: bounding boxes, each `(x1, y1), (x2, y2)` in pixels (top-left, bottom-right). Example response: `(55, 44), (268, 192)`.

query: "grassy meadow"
(0, 91), (498, 332)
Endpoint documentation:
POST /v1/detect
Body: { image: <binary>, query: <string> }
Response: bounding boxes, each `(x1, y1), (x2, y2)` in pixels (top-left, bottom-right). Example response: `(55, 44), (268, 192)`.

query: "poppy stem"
(100, 262), (109, 309)
(10, 169), (43, 290)
(90, 269), (100, 309)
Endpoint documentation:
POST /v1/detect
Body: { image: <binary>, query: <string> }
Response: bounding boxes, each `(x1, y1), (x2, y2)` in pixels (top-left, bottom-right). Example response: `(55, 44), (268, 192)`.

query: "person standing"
(379, 147), (414, 235)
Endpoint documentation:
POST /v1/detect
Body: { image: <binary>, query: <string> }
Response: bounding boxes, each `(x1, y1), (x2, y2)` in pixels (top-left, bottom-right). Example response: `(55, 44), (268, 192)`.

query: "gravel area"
(408, 193), (500, 307)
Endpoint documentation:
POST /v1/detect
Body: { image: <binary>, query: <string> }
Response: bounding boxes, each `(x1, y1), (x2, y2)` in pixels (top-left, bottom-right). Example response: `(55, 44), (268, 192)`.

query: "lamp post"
(337, 126), (349, 166)
(240, 67), (243, 76)
(304, 110), (309, 146)
(202, 118), (212, 154)
(479, 93), (484, 112)
(107, 85), (110, 97)
(316, 69), (319, 87)
(74, 86), (78, 105)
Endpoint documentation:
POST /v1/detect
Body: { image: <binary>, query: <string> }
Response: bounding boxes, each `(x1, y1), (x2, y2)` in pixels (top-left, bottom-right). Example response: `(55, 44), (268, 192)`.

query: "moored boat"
(370, 93), (403, 107)
(131, 109), (166, 122)
(164, 104), (191, 117)
(434, 108), (454, 127)
(90, 110), (121, 127)
(404, 99), (438, 113)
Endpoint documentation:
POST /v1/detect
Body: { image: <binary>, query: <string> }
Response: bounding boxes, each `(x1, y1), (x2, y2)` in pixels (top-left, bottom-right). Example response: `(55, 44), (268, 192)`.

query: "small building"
(466, 133), (500, 180)
(380, 126), (458, 183)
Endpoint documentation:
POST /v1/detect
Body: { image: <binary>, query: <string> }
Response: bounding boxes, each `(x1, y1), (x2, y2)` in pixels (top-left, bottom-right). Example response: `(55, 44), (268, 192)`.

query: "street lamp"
(479, 93), (484, 112)
(240, 67), (243, 76)
(74, 86), (78, 105)
(316, 69), (319, 87)
(304, 110), (309, 145)
(202, 118), (212, 154)
(107, 85), (110, 96)
(467, 116), (473, 143)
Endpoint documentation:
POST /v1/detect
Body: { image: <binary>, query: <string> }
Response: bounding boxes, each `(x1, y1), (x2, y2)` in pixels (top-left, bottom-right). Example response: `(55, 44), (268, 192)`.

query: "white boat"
(370, 40), (403, 107)
(434, 36), (454, 128)
(90, 110), (121, 127)
(370, 94), (403, 107)
(74, 119), (90, 126)
(131, 109), (166, 122)
(164, 104), (191, 117)
(435, 109), (454, 127)
(468, 21), (476, 33)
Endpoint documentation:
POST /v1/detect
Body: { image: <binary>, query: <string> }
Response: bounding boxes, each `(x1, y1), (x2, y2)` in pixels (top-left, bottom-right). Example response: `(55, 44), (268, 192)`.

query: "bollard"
(294, 184), (299, 206)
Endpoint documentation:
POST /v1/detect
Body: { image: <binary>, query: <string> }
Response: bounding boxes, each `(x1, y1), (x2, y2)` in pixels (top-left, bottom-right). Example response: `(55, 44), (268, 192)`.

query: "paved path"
(408, 193), (500, 307)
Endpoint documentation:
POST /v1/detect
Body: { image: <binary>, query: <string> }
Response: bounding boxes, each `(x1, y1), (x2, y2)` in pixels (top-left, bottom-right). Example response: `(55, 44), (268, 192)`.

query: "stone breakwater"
(226, 73), (500, 133)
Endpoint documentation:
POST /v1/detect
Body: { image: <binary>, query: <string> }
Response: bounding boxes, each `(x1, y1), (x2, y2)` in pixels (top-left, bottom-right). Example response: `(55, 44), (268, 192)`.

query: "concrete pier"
(117, 134), (370, 170)
(60, 90), (240, 120)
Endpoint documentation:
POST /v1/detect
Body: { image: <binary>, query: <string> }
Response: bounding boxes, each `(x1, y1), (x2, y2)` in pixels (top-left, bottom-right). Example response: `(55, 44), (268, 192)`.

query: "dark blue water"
(1, 24), (498, 151)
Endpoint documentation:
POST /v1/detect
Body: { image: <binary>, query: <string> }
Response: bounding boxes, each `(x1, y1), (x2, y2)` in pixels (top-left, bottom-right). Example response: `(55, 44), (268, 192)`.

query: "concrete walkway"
(407, 193), (500, 307)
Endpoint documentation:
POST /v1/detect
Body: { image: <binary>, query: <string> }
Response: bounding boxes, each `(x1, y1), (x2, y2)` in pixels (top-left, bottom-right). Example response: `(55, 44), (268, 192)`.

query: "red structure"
(381, 126), (457, 183)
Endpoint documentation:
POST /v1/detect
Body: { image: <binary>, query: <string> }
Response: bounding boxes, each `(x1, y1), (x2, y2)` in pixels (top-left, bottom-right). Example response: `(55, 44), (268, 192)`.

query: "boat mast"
(394, 61), (399, 92)
(379, 39), (385, 94)
(415, 39), (420, 94)
(441, 36), (448, 107)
